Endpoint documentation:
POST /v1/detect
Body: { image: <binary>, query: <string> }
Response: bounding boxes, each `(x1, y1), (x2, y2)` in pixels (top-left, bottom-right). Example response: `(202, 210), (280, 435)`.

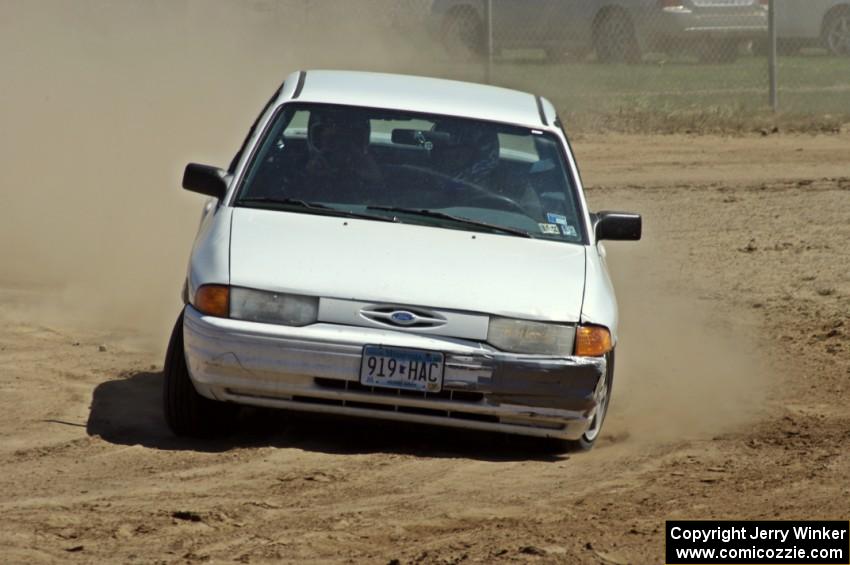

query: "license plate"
(360, 345), (444, 393)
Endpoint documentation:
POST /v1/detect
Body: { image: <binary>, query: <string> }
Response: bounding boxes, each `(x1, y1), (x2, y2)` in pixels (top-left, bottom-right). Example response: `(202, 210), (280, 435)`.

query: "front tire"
(549, 349), (615, 453)
(163, 310), (236, 437)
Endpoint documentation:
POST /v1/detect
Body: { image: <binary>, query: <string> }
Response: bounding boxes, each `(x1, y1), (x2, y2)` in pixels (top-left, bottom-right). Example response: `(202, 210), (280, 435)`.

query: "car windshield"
(234, 103), (585, 243)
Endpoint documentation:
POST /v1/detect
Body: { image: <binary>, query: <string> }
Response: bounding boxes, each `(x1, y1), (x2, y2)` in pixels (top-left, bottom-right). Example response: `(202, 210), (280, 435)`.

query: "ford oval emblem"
(390, 311), (417, 326)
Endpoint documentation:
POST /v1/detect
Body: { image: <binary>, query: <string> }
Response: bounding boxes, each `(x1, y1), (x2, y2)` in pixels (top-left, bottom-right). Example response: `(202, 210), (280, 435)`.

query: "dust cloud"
(0, 1), (432, 347)
(602, 242), (770, 444)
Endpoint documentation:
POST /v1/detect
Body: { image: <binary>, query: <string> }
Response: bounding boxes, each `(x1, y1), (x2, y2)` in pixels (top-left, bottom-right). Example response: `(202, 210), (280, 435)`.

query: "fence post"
(768, 0), (778, 111)
(485, 0), (493, 84)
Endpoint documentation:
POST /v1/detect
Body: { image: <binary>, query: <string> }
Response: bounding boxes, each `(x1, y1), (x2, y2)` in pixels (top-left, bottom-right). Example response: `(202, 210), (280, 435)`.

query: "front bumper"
(182, 305), (606, 440)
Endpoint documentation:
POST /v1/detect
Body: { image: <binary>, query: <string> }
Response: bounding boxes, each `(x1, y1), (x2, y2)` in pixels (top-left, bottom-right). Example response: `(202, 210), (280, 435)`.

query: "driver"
(430, 120), (543, 217)
(300, 107), (383, 203)
(430, 121), (500, 187)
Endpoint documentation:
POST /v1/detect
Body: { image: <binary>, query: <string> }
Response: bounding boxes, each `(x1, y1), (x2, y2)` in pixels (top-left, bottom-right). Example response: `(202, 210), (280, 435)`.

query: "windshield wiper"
(367, 206), (532, 238)
(237, 197), (397, 222)
(239, 196), (331, 209)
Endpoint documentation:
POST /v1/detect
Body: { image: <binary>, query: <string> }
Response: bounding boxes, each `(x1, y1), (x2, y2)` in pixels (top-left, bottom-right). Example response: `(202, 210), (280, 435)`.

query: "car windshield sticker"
(538, 223), (561, 235)
(546, 212), (568, 226)
(560, 224), (578, 237)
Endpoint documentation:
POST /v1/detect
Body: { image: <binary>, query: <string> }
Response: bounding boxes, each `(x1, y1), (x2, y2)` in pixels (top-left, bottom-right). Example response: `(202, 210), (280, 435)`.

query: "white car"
(774, 0), (850, 56)
(164, 70), (641, 451)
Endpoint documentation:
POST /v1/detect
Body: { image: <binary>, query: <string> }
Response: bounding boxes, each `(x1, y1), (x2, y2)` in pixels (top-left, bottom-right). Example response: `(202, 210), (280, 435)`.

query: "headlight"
(487, 317), (576, 356)
(229, 287), (319, 326)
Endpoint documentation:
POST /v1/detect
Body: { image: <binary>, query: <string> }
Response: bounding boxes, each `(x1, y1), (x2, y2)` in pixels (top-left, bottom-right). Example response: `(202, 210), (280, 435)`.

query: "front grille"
(359, 305), (447, 330)
(314, 377), (484, 403)
(291, 395), (340, 407)
(308, 377), (497, 422)
(230, 382), (565, 431)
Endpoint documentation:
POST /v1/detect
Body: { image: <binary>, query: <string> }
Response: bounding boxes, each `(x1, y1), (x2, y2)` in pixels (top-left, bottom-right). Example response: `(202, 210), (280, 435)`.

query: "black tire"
(822, 7), (850, 56)
(548, 349), (615, 453)
(442, 7), (486, 61)
(163, 310), (236, 438)
(593, 10), (641, 64)
(699, 39), (739, 63)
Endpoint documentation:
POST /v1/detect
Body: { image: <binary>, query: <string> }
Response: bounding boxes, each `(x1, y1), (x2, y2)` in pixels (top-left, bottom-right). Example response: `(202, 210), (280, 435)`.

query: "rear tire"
(548, 349), (615, 453)
(822, 7), (850, 56)
(163, 310), (236, 438)
(593, 10), (641, 64)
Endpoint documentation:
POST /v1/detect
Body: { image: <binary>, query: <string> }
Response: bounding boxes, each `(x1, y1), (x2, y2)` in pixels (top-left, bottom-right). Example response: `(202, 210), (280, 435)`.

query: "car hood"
(229, 208), (586, 322)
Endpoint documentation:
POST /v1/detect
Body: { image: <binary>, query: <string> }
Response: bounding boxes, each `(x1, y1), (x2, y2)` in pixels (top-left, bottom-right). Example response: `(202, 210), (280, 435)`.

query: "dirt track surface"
(2, 133), (849, 564)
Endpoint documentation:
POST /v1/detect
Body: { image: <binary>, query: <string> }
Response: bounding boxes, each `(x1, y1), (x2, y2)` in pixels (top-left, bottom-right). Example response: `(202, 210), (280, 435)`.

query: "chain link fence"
(42, 0), (849, 133)
(287, 0), (844, 133)
(392, 0), (850, 131)
(771, 0), (850, 118)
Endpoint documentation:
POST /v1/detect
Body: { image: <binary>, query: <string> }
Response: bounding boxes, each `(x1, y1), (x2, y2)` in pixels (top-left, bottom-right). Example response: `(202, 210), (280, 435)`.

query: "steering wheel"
(395, 165), (528, 215)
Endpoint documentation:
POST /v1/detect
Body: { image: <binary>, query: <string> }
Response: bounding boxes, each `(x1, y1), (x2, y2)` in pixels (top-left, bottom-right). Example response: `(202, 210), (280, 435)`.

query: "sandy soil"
(2, 131), (848, 564)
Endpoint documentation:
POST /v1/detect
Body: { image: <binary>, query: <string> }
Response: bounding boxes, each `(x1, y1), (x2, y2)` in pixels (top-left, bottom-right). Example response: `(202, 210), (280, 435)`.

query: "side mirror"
(182, 163), (229, 199)
(595, 211), (642, 241)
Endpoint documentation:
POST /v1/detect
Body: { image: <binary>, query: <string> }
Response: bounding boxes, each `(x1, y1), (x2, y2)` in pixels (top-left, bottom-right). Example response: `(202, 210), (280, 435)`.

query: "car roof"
(279, 70), (556, 129)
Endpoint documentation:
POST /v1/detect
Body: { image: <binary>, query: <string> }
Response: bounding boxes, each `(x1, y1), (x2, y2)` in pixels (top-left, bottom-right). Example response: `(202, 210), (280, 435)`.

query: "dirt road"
(2, 133), (848, 564)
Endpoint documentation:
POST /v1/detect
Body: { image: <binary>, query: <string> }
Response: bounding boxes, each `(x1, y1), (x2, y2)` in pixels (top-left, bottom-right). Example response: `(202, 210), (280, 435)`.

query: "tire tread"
(162, 311), (234, 438)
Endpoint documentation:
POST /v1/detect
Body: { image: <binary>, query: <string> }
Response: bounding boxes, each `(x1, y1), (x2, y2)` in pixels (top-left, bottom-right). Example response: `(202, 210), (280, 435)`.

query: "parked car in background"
(165, 70), (642, 451)
(433, 0), (768, 63)
(774, 0), (850, 55)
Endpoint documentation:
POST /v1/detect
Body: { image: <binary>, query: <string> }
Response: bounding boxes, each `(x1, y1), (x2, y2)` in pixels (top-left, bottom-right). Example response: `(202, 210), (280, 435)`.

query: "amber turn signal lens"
(193, 284), (229, 317)
(574, 325), (613, 357)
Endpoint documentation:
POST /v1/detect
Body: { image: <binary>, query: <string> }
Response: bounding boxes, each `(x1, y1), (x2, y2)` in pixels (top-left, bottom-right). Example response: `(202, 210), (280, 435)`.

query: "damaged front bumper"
(182, 305), (606, 440)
